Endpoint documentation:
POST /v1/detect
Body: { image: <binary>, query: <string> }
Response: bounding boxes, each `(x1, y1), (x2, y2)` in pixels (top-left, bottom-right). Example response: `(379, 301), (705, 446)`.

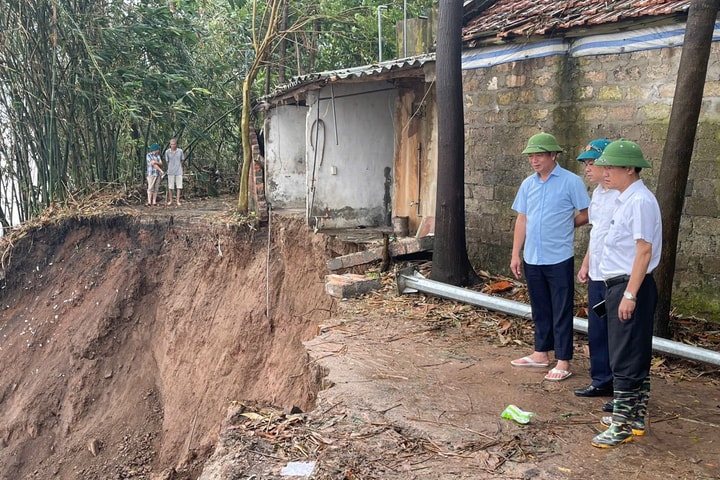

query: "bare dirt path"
(201, 268), (720, 479)
(298, 281), (720, 479)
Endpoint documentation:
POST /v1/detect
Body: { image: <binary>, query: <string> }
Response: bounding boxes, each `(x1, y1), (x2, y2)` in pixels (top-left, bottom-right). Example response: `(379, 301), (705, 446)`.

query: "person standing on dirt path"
(590, 140), (661, 449)
(574, 139), (617, 400)
(509, 132), (590, 382)
(164, 138), (185, 206)
(146, 143), (164, 207)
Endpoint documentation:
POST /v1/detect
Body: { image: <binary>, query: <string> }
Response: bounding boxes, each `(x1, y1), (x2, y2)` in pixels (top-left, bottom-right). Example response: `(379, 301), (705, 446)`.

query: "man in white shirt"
(591, 140), (662, 449)
(165, 138), (185, 206)
(575, 139), (617, 399)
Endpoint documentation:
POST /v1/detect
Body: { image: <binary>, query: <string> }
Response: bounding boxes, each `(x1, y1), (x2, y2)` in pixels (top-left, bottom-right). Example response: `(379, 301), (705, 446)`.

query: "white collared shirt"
(588, 185), (620, 281)
(598, 179), (662, 280)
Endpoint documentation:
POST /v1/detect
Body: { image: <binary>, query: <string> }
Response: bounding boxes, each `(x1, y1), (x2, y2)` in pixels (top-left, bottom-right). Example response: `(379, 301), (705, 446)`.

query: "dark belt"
(604, 274), (630, 288)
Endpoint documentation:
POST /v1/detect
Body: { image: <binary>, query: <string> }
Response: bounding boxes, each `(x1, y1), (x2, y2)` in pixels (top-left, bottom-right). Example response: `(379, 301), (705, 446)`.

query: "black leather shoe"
(603, 400), (615, 412)
(574, 384), (614, 397)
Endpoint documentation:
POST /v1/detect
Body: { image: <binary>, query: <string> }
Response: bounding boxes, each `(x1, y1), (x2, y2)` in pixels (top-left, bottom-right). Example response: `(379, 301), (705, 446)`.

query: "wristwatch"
(623, 291), (637, 302)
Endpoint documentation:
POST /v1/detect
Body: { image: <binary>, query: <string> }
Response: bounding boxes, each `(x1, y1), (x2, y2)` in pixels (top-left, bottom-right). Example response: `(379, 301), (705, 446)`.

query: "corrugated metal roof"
(266, 1), (692, 104)
(264, 54), (435, 105)
(463, 0), (692, 43)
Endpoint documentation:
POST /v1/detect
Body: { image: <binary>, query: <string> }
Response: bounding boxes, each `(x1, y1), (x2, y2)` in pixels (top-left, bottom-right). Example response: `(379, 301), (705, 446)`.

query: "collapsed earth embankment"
(0, 202), (337, 479)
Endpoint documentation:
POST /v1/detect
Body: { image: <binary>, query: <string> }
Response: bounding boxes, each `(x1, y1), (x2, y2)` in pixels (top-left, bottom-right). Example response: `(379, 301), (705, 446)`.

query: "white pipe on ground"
(396, 267), (720, 367)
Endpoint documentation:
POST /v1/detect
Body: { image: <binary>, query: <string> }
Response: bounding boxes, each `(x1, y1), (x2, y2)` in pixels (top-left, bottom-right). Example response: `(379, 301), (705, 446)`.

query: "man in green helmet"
(591, 140), (661, 448)
(510, 132), (590, 382)
(575, 138), (616, 401)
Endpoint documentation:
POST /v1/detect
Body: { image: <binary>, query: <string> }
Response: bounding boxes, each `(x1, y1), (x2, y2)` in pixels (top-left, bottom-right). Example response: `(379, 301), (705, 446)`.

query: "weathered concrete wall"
(306, 81), (397, 229)
(463, 44), (720, 316)
(265, 105), (308, 209)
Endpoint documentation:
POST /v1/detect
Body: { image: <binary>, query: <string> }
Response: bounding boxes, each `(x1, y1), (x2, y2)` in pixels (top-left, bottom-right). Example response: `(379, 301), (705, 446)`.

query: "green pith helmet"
(577, 138), (612, 161)
(595, 140), (651, 168)
(522, 132), (564, 154)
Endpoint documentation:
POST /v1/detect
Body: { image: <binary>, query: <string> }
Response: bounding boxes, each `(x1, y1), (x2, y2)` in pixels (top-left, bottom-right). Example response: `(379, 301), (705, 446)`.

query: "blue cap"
(149, 143), (161, 152)
(577, 138), (612, 161)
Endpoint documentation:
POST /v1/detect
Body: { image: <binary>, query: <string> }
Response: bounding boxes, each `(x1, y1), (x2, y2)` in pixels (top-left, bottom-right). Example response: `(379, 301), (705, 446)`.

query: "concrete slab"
(324, 273), (382, 298)
(326, 236), (434, 271)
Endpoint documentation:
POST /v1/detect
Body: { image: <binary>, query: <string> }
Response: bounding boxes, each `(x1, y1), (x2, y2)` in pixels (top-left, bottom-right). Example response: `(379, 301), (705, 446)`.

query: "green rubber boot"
(630, 377), (650, 436)
(592, 423), (633, 448)
(600, 416), (645, 436)
(592, 390), (636, 448)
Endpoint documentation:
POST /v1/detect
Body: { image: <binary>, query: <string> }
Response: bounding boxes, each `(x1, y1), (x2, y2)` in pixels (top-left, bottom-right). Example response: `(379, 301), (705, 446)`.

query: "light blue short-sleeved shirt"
(165, 148), (185, 176)
(512, 163), (590, 265)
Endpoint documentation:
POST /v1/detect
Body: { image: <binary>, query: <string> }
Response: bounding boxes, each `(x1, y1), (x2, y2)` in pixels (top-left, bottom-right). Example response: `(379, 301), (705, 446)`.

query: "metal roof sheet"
(264, 54), (435, 105)
(463, 0), (692, 43)
(266, 1), (692, 103)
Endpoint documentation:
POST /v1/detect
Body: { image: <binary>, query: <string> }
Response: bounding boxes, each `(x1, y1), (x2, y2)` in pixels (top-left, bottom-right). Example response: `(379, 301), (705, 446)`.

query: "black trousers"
(606, 274), (657, 391)
(587, 280), (612, 388)
(524, 257), (575, 360)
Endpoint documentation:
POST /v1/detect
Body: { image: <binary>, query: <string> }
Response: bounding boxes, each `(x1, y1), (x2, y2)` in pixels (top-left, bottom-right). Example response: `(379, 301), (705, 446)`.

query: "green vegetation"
(672, 287), (720, 320)
(0, 0), (435, 224)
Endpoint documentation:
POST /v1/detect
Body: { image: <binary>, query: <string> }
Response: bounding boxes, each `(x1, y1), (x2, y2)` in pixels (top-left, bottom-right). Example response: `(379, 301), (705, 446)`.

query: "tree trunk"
(429, 0), (479, 286)
(238, 76), (253, 212)
(653, 0), (719, 337)
(237, 0), (283, 212)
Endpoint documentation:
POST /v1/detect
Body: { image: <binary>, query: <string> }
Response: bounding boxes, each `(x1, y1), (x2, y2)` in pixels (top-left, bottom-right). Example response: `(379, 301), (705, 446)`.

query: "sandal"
(510, 356), (549, 368)
(544, 367), (572, 382)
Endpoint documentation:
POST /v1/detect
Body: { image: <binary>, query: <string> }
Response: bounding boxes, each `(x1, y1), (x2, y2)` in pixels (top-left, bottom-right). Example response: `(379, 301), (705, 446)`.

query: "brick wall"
(249, 126), (269, 223)
(462, 44), (720, 316)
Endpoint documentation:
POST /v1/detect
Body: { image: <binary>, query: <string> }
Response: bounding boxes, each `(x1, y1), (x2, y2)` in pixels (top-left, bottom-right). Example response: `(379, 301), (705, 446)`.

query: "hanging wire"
(266, 202), (272, 326)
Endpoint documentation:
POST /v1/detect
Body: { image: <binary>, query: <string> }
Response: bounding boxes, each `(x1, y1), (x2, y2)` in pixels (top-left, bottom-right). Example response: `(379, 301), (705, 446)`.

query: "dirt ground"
(0, 195), (718, 479)
(299, 286), (720, 479)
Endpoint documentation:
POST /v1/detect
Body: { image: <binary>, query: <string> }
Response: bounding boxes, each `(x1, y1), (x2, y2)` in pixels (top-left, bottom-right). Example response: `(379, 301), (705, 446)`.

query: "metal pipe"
(403, 0), (407, 57)
(377, 5), (388, 62)
(330, 84), (338, 146)
(416, 142), (422, 217)
(396, 267), (720, 367)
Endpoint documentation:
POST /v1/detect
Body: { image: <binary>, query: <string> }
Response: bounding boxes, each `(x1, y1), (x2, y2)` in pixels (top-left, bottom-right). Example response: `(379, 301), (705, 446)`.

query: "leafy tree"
(0, 0), (438, 223)
(0, 0), (242, 225)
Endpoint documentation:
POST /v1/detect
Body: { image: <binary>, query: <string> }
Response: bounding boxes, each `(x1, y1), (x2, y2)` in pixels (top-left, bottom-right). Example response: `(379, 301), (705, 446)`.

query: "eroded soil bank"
(0, 202), (338, 479)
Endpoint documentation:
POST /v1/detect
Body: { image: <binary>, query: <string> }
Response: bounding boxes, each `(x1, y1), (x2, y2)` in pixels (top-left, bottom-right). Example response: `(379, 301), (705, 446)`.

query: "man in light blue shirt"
(510, 132), (589, 381)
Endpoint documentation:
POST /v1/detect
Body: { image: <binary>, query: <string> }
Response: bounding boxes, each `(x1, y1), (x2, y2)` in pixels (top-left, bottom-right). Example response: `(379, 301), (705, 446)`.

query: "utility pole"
(377, 5), (388, 62)
(430, 0), (479, 286)
(403, 0), (407, 57)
